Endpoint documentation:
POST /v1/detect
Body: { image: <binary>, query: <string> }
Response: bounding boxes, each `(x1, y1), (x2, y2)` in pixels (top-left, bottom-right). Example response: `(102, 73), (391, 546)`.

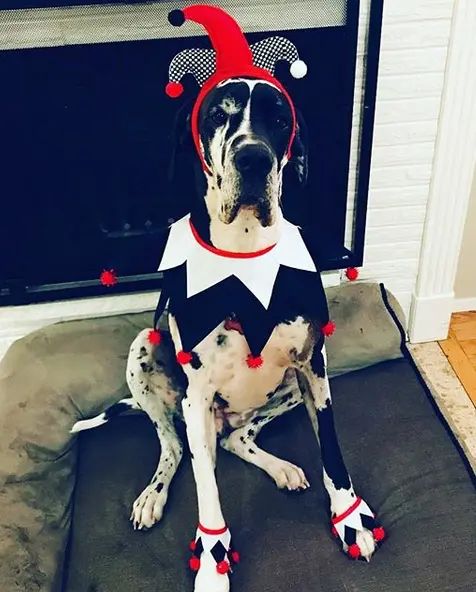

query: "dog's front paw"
(194, 555), (230, 592)
(268, 458), (310, 491)
(130, 484), (168, 530)
(339, 526), (382, 562)
(331, 496), (386, 562)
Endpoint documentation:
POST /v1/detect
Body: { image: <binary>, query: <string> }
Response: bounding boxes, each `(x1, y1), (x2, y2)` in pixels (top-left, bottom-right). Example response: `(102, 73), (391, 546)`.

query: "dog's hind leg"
(220, 376), (309, 491)
(127, 329), (184, 530)
(296, 345), (385, 561)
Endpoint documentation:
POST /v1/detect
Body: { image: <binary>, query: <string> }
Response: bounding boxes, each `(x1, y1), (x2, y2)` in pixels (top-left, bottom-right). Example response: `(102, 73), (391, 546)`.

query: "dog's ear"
(281, 110), (309, 224)
(288, 109), (309, 186)
(167, 99), (204, 217)
(168, 99), (194, 184)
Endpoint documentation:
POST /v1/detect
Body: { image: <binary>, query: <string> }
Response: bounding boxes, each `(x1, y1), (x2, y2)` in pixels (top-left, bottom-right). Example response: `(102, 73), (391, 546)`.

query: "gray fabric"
(66, 359), (475, 592)
(0, 314), (150, 592)
(326, 282), (405, 376)
(0, 282), (404, 591)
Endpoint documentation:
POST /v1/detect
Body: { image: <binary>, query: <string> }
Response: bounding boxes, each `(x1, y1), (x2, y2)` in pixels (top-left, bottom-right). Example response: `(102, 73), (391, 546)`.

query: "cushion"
(325, 282), (405, 376)
(0, 282), (404, 590)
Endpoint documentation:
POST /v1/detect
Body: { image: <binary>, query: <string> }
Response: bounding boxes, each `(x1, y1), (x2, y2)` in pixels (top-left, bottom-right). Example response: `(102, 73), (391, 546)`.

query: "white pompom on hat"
(290, 59), (308, 79)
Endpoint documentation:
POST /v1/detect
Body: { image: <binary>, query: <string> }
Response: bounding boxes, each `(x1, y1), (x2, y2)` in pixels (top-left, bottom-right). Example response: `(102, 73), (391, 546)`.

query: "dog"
(73, 77), (384, 592)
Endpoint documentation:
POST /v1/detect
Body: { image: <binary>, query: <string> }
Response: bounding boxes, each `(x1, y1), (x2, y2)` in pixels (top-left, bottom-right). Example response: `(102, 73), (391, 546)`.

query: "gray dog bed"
(0, 283), (474, 591)
(67, 360), (475, 592)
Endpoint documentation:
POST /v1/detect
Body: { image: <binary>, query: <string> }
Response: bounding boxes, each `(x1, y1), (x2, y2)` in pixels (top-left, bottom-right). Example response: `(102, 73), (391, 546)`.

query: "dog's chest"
(171, 315), (311, 414)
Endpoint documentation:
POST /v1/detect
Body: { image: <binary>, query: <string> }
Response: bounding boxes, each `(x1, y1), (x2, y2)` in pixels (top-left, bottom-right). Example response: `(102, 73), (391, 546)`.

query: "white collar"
(158, 213), (316, 309)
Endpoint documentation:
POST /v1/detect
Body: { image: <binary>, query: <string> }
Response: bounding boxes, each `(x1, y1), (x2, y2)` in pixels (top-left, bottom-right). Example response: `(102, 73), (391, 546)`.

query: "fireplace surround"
(0, 0), (383, 306)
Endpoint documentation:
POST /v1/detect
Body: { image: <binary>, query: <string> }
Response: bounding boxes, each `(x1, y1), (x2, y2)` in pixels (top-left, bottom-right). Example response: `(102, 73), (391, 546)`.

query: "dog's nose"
(234, 145), (273, 177)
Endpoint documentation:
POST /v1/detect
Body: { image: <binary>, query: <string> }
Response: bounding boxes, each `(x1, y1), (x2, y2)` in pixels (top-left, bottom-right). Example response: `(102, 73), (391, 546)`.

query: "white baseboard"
(452, 297), (476, 312)
(408, 292), (453, 343)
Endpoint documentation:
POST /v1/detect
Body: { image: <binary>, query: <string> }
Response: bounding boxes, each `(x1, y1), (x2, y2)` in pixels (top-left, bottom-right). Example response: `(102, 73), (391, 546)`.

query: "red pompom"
(147, 329), (162, 345)
(189, 540), (197, 552)
(216, 560), (230, 575)
(373, 526), (386, 542)
(321, 321), (336, 337)
(166, 81), (184, 98)
(345, 267), (359, 281)
(230, 551), (240, 564)
(246, 354), (263, 369)
(189, 556), (200, 572)
(177, 350), (193, 365)
(331, 526), (338, 538)
(99, 269), (117, 287)
(348, 543), (361, 559)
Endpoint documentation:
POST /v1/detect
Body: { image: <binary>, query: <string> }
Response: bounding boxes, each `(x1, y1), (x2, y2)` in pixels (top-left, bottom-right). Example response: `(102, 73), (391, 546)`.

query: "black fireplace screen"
(0, 1), (383, 305)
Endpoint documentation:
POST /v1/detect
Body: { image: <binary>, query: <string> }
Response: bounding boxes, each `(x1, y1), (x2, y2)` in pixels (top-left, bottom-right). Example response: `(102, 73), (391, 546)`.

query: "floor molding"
(453, 297), (476, 312)
(409, 292), (453, 343)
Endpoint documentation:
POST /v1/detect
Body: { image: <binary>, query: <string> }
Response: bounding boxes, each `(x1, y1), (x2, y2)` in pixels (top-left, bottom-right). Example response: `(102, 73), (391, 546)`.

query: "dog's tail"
(70, 397), (141, 433)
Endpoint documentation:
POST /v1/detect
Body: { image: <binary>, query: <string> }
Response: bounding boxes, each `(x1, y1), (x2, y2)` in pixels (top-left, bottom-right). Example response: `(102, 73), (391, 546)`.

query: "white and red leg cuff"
(188, 524), (240, 574)
(330, 497), (386, 559)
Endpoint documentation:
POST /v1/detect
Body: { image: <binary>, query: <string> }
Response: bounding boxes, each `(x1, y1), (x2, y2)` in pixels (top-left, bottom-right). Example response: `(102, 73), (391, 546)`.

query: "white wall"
(454, 169), (476, 309)
(355, 0), (454, 318)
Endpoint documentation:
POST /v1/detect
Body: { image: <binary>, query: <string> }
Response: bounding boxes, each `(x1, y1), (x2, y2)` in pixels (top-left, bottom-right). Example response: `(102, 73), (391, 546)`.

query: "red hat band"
(166, 4), (307, 173)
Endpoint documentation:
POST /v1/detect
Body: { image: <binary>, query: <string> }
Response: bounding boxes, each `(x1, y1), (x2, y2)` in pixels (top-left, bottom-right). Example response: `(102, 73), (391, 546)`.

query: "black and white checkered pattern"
(168, 36), (301, 88)
(168, 48), (216, 86)
(250, 36), (300, 75)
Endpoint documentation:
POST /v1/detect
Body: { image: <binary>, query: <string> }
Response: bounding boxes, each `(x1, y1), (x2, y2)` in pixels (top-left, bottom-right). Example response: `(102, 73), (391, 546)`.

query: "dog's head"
(170, 78), (308, 228)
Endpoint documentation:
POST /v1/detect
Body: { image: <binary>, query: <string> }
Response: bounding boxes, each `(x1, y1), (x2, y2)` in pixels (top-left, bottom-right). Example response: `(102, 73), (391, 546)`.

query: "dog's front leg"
(296, 347), (386, 562)
(183, 380), (233, 592)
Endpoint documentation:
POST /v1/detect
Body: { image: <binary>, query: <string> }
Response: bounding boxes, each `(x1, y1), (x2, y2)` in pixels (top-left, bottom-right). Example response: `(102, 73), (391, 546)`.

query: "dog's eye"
(210, 109), (227, 126)
(275, 117), (290, 130)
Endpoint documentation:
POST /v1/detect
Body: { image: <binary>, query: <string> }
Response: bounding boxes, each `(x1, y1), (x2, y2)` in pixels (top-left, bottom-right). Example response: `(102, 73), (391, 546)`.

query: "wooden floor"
(439, 311), (476, 407)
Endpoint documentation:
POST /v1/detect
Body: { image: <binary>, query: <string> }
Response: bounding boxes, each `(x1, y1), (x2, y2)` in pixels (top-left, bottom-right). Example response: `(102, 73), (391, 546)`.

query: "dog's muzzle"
(234, 144), (273, 183)
(233, 143), (275, 217)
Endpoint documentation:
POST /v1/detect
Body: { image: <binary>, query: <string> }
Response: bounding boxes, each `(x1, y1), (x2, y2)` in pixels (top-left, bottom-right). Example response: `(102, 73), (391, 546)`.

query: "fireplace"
(0, 1), (383, 306)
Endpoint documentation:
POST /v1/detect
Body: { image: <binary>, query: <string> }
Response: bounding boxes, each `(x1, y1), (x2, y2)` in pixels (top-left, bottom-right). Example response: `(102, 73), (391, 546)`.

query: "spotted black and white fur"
(73, 79), (380, 592)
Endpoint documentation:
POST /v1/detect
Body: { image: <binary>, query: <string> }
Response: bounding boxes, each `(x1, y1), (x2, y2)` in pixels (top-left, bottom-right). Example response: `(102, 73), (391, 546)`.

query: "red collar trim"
(189, 220), (276, 259)
(331, 497), (362, 525)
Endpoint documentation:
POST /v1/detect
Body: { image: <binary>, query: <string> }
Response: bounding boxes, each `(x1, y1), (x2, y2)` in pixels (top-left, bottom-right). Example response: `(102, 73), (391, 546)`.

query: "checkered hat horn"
(166, 48), (216, 97)
(251, 36), (307, 79)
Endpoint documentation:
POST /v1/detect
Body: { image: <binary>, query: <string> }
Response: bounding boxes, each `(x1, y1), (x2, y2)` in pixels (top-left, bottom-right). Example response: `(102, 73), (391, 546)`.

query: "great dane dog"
(73, 78), (384, 592)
